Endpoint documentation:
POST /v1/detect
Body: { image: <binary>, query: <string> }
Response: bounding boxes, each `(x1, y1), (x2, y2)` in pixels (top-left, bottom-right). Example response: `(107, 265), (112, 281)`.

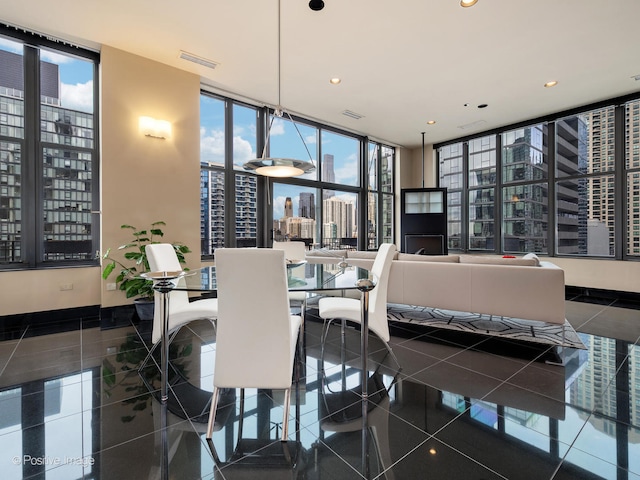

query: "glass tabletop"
(175, 262), (374, 293)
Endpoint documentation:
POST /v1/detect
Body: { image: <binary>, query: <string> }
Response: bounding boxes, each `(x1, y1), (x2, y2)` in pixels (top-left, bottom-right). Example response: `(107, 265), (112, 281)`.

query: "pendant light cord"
(261, 0), (314, 163)
(421, 131), (425, 188)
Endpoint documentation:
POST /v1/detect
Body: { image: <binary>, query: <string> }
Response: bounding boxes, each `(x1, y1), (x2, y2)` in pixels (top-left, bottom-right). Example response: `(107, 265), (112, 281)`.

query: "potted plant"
(101, 221), (191, 319)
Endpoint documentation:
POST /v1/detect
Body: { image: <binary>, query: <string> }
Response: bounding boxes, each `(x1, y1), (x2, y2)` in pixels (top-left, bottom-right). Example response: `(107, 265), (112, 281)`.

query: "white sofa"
(305, 250), (566, 326)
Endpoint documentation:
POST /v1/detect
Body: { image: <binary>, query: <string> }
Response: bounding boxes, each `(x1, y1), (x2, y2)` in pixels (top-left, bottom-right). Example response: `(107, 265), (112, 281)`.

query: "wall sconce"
(139, 116), (171, 139)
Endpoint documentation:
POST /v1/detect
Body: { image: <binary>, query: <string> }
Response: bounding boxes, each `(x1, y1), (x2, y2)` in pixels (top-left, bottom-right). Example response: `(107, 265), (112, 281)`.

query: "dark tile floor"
(1, 296), (640, 480)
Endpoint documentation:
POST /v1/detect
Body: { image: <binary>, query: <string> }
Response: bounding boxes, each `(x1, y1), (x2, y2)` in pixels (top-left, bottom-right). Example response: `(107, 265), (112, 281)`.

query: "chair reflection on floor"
(212, 437), (305, 480)
(149, 390), (236, 480)
(313, 320), (399, 480)
(318, 366), (398, 480)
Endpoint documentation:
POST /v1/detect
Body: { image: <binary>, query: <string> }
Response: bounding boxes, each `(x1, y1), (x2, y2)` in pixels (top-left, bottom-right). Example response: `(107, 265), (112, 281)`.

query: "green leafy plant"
(101, 221), (191, 300)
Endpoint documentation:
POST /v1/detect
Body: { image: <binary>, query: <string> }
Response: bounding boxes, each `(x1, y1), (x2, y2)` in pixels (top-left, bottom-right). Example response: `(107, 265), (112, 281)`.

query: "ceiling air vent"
(457, 120), (486, 131)
(178, 51), (219, 70)
(342, 110), (364, 120)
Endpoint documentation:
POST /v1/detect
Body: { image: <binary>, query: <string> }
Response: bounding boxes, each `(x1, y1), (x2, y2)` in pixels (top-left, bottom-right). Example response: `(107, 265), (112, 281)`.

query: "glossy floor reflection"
(1, 296), (640, 479)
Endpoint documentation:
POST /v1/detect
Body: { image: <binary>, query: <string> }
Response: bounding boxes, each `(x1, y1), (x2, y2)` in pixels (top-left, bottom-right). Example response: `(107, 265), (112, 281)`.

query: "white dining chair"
(206, 248), (302, 445)
(141, 243), (218, 370)
(317, 243), (398, 364)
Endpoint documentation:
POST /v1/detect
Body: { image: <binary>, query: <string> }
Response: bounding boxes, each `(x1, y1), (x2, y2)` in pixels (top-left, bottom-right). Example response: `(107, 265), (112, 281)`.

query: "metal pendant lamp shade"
(243, 0), (316, 178)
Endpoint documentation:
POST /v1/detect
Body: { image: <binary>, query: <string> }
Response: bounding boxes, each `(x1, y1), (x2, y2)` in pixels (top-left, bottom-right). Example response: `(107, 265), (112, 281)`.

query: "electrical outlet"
(106, 283), (117, 291)
(59, 283), (73, 291)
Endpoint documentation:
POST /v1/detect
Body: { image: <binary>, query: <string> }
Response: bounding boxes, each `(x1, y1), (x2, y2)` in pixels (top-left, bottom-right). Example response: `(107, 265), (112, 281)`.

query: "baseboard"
(565, 286), (640, 308)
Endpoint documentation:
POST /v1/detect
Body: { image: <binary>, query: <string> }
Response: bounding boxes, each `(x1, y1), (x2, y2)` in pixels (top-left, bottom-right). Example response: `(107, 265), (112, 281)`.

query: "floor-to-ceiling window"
(367, 143), (394, 249)
(502, 124), (549, 254)
(201, 90), (395, 253)
(468, 136), (496, 251)
(439, 143), (464, 251)
(626, 99), (640, 256)
(556, 107), (616, 256)
(199, 94), (259, 255)
(0, 27), (99, 268)
(437, 95), (638, 259)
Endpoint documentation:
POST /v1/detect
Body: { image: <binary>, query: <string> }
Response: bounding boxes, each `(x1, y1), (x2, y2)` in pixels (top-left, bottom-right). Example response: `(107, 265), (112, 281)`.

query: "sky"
(0, 36), (93, 113)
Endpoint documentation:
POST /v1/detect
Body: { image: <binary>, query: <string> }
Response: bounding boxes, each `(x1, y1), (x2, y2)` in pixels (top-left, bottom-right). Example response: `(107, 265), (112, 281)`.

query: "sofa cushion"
(522, 252), (541, 266)
(459, 255), (539, 266)
(396, 253), (460, 263)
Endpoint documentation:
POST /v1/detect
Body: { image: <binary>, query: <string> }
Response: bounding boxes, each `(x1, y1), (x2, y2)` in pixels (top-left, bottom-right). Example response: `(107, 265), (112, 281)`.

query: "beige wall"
(100, 46), (202, 308)
(0, 46), (202, 315)
(399, 144), (436, 189)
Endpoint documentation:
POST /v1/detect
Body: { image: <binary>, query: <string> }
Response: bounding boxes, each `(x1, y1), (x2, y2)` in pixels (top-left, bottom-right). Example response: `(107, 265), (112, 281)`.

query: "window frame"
(199, 90), (395, 255)
(0, 24), (100, 270)
(436, 92), (640, 260)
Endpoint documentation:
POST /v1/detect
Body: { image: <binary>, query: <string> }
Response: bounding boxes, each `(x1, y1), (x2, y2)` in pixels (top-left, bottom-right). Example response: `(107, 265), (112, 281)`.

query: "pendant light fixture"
(243, 0), (316, 178)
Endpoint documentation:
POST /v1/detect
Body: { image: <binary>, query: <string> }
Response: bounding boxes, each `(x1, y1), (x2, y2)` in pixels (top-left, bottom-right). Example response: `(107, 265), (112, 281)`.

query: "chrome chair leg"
(282, 387), (291, 442)
(206, 386), (221, 446)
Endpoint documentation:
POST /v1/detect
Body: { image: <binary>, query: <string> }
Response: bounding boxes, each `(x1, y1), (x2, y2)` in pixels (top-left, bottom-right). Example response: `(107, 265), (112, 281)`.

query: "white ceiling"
(2, 0), (640, 148)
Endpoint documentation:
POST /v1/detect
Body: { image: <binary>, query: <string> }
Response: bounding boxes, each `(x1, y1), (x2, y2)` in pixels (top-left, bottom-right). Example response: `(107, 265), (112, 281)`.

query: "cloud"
(200, 127), (225, 164)
(270, 118), (286, 136)
(273, 195), (288, 219)
(233, 135), (255, 163)
(40, 50), (74, 64)
(60, 80), (94, 113)
(0, 38), (21, 53)
(333, 153), (359, 184)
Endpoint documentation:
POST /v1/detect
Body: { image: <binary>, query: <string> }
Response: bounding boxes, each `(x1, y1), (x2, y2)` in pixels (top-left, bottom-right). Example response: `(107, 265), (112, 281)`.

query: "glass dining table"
(144, 260), (377, 415)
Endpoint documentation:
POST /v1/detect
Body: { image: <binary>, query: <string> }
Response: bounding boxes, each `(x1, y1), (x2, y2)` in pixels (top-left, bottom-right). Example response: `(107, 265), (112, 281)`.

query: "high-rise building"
(0, 50), (95, 262)
(322, 153), (335, 183)
(323, 196), (354, 241)
(284, 197), (293, 218)
(200, 170), (257, 252)
(298, 192), (315, 219)
(200, 169), (225, 253)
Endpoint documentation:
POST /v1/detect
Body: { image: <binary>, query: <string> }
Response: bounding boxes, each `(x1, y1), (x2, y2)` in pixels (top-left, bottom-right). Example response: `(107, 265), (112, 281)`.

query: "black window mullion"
(615, 104), (625, 260)
(545, 122), (556, 256)
(495, 134), (503, 253)
(23, 45), (39, 267)
(462, 142), (469, 252)
(223, 100), (235, 247)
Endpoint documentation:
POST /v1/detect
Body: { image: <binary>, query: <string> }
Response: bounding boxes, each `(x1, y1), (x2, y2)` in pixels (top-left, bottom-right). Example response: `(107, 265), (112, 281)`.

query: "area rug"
(386, 303), (586, 350)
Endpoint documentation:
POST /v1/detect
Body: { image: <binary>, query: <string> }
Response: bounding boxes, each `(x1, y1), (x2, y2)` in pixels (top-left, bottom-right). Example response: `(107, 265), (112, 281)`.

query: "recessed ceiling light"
(460, 0), (478, 7)
(427, 120), (436, 125)
(544, 80), (558, 88)
(329, 78), (341, 85)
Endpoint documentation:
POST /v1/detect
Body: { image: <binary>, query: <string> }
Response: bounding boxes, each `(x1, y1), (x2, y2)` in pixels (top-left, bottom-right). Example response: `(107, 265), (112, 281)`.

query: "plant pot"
(134, 298), (155, 321)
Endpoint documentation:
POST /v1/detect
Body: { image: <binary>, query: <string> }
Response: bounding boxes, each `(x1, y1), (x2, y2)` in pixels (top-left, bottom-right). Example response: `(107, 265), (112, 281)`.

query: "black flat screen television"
(404, 234), (445, 255)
